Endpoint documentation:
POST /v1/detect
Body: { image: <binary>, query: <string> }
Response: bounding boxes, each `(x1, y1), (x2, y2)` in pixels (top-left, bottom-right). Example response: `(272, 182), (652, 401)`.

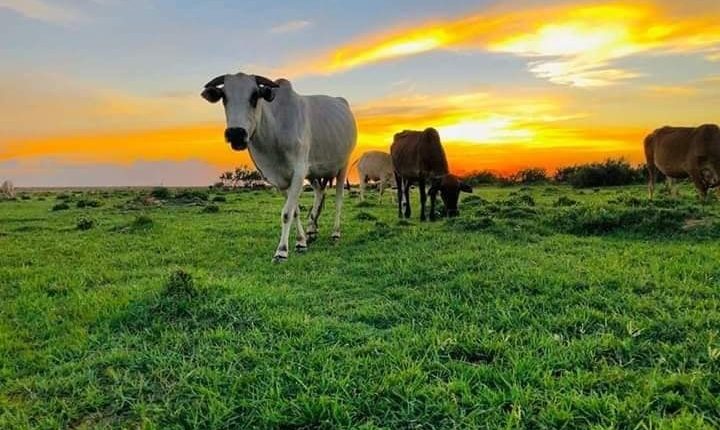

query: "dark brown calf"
(391, 128), (471, 221)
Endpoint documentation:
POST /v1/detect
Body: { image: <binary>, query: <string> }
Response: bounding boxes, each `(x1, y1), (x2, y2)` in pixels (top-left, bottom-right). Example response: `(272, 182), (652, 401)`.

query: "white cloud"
(0, 0), (81, 24)
(269, 20), (312, 34)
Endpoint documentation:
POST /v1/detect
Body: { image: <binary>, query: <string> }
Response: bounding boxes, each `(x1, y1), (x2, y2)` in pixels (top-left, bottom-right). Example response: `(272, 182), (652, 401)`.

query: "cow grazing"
(391, 128), (472, 221)
(202, 73), (357, 262)
(351, 150), (395, 202)
(0, 180), (15, 199)
(645, 124), (720, 200)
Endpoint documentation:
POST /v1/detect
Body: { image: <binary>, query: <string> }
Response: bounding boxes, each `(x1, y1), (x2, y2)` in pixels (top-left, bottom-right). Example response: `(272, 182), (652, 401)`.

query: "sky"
(0, 0), (719, 186)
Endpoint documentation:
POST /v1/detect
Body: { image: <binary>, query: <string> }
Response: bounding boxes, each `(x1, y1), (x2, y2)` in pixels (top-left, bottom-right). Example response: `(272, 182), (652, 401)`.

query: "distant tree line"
(216, 158), (663, 190)
(212, 166), (268, 190)
(462, 158), (664, 188)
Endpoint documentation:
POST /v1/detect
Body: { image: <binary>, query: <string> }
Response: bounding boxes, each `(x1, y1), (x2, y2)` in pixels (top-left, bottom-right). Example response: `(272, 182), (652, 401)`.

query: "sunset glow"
(0, 0), (718, 185)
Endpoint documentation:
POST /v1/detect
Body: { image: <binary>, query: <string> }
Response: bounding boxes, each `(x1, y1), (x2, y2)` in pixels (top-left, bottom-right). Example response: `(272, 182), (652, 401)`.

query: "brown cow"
(645, 124), (720, 200)
(391, 128), (472, 221)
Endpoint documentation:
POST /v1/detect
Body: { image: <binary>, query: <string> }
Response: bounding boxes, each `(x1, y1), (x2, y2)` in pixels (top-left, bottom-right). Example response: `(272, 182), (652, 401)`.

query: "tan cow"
(645, 124), (720, 200)
(1, 180), (15, 199)
(351, 150), (395, 202)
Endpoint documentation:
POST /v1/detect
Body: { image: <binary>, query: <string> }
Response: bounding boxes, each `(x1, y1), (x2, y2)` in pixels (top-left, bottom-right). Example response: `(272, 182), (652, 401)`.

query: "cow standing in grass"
(201, 73), (357, 262)
(351, 150), (395, 202)
(645, 124), (720, 201)
(391, 128), (472, 221)
(1, 180), (15, 199)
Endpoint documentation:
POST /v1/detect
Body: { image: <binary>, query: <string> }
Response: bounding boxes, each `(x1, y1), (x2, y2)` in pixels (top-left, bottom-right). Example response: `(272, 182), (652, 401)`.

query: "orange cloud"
(279, 1), (720, 87)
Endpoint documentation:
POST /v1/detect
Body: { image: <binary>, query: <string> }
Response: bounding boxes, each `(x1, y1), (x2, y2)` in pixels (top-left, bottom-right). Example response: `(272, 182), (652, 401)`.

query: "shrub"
(76, 216), (95, 231)
(555, 159), (647, 188)
(56, 193), (72, 201)
(462, 170), (505, 186)
(212, 195), (227, 203)
(150, 187), (172, 200)
(201, 204), (220, 214)
(20, 194), (31, 200)
(173, 189), (209, 203)
(52, 202), (70, 211)
(76, 199), (102, 208)
(513, 168), (548, 184)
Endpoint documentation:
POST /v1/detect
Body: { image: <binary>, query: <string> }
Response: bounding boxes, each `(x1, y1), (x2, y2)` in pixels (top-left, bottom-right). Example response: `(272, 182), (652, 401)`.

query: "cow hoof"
(272, 255), (288, 264)
(295, 243), (308, 253)
(332, 233), (341, 241)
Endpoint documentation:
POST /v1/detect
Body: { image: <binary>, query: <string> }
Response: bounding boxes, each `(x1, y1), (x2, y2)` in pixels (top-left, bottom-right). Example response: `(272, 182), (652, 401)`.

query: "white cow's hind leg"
(295, 204), (308, 253)
(359, 174), (367, 201)
(332, 166), (349, 240)
(306, 180), (326, 242)
(274, 170), (305, 263)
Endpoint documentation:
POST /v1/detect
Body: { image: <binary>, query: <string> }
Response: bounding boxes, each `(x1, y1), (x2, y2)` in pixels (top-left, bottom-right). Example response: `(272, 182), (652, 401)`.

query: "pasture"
(1, 185), (720, 429)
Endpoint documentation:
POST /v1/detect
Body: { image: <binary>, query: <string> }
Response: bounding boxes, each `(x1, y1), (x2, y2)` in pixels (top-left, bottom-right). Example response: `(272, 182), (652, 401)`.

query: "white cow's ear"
(201, 87), (224, 103)
(259, 86), (275, 102)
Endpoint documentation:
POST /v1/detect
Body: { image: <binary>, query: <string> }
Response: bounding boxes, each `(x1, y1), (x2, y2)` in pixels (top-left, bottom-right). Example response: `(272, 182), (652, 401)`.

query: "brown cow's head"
(699, 124), (720, 188)
(429, 174), (472, 217)
(201, 73), (278, 151)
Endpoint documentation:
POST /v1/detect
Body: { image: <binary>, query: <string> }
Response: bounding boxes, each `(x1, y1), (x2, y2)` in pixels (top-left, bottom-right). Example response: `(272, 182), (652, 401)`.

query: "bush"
(173, 189), (209, 204)
(76, 199), (102, 208)
(201, 204), (220, 214)
(52, 202), (70, 211)
(20, 194), (31, 200)
(555, 159), (647, 188)
(513, 168), (548, 184)
(212, 195), (227, 203)
(462, 170), (506, 186)
(150, 187), (172, 200)
(56, 193), (72, 201)
(76, 216), (95, 231)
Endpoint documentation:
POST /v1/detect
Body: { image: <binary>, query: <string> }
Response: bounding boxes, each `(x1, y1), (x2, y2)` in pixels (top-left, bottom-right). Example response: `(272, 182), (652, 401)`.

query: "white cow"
(1, 180), (15, 199)
(202, 73), (357, 262)
(351, 150), (395, 202)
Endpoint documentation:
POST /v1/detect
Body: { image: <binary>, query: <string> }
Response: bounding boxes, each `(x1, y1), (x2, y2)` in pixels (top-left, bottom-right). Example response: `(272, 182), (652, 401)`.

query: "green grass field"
(2, 184), (720, 429)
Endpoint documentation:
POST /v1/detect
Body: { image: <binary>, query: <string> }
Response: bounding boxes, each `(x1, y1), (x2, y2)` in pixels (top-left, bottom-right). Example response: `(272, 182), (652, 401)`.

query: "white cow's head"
(201, 73), (278, 151)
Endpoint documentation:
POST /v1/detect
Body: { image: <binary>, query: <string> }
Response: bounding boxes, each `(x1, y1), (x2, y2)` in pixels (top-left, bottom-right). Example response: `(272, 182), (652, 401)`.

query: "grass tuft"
(201, 204), (220, 214)
(76, 216), (95, 231)
(51, 202), (70, 211)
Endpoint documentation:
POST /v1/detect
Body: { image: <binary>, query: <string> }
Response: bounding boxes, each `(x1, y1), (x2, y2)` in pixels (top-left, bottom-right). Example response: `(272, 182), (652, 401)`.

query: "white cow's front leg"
(274, 171), (305, 263)
(294, 204), (308, 253)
